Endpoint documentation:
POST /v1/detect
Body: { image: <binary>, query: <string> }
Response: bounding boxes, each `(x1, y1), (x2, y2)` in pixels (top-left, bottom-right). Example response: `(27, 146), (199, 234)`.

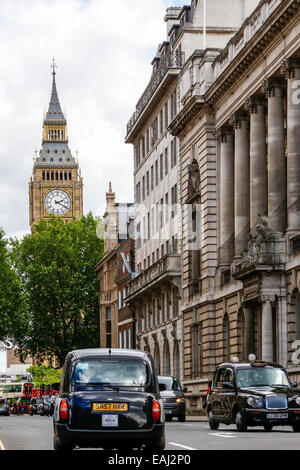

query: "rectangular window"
(136, 182), (141, 204)
(151, 165), (154, 191)
(164, 103), (168, 129)
(165, 193), (169, 223)
(142, 176), (145, 201)
(160, 198), (164, 229)
(160, 109), (163, 135)
(165, 148), (168, 176)
(155, 160), (158, 186)
(146, 171), (150, 196)
(160, 154), (163, 181)
(106, 308), (112, 348)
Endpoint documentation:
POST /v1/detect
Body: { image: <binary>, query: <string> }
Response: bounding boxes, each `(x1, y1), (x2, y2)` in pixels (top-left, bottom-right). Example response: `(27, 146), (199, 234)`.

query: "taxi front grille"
(266, 395), (287, 410)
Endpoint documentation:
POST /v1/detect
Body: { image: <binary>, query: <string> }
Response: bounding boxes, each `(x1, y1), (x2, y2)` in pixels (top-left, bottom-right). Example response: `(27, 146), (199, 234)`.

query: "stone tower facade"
(29, 63), (83, 231)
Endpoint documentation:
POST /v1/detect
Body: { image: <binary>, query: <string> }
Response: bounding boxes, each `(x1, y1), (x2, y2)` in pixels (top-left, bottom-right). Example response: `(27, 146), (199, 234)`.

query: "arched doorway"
(163, 340), (171, 376)
(222, 313), (231, 362)
(173, 342), (180, 379)
(154, 342), (161, 375)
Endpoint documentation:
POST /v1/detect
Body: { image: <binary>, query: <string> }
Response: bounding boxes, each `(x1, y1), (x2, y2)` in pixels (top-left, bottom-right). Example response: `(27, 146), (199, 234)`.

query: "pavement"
(186, 415), (207, 422)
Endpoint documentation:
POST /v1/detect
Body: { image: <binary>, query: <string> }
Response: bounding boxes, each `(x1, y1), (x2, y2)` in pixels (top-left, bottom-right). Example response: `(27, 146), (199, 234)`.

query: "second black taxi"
(206, 356), (300, 432)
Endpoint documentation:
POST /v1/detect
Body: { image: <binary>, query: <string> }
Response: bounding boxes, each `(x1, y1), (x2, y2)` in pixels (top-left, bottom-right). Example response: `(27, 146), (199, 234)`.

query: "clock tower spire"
(29, 62), (83, 232)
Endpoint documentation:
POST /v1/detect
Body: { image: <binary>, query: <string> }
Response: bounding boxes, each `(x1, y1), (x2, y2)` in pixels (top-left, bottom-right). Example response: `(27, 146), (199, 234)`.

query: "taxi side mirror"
(223, 382), (235, 390)
(291, 381), (298, 388)
(159, 384), (167, 392)
(183, 387), (188, 393)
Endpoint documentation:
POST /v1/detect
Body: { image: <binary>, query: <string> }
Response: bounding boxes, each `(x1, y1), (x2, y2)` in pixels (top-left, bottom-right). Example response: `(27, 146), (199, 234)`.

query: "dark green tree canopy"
(11, 214), (104, 367)
(0, 228), (29, 344)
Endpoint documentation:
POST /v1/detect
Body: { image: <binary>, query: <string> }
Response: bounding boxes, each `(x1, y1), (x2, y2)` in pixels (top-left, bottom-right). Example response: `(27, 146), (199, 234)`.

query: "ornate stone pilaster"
(281, 58), (300, 232)
(245, 95), (267, 232)
(216, 125), (234, 265)
(262, 78), (287, 233)
(229, 112), (250, 257)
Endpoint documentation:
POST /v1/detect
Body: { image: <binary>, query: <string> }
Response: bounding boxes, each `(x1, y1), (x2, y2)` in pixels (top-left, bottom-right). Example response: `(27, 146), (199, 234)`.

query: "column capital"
(229, 111), (249, 129)
(281, 58), (300, 79)
(260, 294), (276, 304)
(261, 77), (286, 97)
(244, 95), (266, 114)
(214, 125), (234, 142)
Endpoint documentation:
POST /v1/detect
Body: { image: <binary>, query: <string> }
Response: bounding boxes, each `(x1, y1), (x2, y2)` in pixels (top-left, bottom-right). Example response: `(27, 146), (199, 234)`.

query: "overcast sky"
(0, 0), (185, 239)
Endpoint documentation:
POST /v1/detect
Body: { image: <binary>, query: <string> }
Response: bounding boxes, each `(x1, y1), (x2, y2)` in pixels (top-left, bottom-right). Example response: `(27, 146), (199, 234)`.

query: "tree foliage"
(27, 365), (62, 387)
(11, 214), (104, 367)
(0, 228), (29, 344)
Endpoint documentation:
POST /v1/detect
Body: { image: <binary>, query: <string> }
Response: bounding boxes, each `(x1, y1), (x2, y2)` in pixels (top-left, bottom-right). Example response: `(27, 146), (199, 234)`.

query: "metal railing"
(126, 51), (185, 136)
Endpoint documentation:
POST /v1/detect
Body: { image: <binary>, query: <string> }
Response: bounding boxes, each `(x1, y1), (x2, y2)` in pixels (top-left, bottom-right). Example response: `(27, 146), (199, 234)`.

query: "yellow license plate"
(93, 403), (128, 412)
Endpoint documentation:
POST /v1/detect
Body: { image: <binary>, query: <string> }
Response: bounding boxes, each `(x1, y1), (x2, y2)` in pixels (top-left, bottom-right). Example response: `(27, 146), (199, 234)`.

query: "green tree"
(27, 365), (62, 387)
(0, 228), (29, 345)
(11, 213), (104, 367)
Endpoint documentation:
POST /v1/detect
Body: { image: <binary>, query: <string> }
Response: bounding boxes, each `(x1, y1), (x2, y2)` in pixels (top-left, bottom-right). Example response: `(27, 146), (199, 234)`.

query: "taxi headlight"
(247, 396), (263, 408)
(247, 396), (255, 406)
(295, 396), (300, 406)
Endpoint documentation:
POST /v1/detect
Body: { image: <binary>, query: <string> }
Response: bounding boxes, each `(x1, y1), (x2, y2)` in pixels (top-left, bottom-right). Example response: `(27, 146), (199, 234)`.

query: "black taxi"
(53, 349), (165, 450)
(206, 357), (300, 432)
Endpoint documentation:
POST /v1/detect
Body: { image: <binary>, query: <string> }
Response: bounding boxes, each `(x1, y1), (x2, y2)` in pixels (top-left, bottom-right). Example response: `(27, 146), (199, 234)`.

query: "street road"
(0, 415), (299, 450)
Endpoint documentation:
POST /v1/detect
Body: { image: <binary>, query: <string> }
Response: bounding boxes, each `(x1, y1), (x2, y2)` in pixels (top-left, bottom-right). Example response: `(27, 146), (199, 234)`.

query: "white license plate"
(267, 413), (288, 419)
(102, 414), (118, 427)
(165, 410), (172, 414)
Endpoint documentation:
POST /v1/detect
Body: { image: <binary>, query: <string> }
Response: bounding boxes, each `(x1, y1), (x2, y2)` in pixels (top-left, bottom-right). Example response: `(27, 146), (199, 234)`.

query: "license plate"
(93, 403), (128, 412)
(102, 414), (118, 427)
(267, 413), (288, 419)
(165, 410), (172, 414)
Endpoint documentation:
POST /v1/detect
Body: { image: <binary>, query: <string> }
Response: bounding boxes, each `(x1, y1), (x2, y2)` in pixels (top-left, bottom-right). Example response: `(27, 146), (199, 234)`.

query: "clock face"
(44, 189), (71, 216)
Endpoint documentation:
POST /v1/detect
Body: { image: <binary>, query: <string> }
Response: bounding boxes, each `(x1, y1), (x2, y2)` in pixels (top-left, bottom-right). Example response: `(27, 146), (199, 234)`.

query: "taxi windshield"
(236, 367), (290, 388)
(73, 359), (149, 387)
(158, 377), (182, 391)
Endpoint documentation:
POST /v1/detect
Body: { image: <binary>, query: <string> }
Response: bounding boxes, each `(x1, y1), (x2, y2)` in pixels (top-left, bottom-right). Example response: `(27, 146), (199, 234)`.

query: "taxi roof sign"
(250, 361), (268, 367)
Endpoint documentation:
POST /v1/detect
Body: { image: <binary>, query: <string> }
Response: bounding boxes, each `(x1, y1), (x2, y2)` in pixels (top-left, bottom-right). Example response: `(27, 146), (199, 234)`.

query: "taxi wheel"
(208, 411), (219, 430)
(263, 423), (273, 432)
(235, 411), (247, 432)
(53, 436), (74, 451)
(292, 424), (300, 432)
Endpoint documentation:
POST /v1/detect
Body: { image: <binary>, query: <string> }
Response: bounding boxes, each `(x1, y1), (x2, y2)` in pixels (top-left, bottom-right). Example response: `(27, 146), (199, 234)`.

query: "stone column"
(230, 112), (250, 257)
(261, 296), (274, 362)
(218, 126), (234, 265)
(262, 78), (287, 233)
(281, 58), (300, 232)
(245, 96), (268, 232)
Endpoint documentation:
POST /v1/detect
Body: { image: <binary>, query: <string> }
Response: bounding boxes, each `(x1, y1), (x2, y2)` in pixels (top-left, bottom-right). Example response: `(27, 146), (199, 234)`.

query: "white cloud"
(0, 0), (185, 238)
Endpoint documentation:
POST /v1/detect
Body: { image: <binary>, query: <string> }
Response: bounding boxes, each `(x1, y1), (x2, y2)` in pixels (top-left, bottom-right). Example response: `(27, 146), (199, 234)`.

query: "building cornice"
(206, 0), (300, 106)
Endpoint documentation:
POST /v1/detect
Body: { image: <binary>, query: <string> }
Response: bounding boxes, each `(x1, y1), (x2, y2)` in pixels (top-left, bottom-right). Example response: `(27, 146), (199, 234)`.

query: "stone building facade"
(169, 0), (300, 410)
(116, 238), (136, 350)
(95, 184), (134, 349)
(125, 0), (256, 382)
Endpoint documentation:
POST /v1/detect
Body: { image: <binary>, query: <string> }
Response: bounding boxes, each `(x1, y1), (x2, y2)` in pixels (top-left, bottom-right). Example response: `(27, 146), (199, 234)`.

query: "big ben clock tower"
(29, 61), (83, 232)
